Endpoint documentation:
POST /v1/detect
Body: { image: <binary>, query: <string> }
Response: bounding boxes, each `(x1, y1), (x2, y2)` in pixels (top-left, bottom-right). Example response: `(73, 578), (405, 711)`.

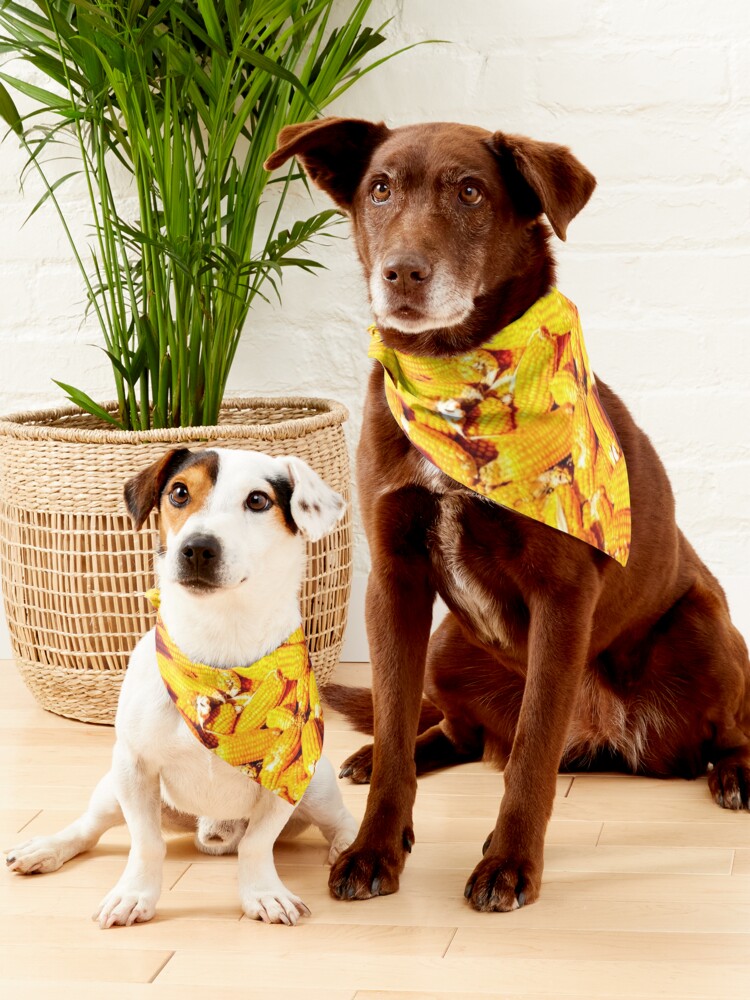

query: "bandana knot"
(368, 289), (631, 565)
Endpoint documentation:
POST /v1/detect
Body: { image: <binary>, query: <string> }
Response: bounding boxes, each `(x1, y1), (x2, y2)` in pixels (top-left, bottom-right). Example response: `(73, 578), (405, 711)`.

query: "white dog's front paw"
(5, 836), (66, 875)
(241, 883), (311, 925)
(327, 816), (359, 865)
(94, 884), (158, 929)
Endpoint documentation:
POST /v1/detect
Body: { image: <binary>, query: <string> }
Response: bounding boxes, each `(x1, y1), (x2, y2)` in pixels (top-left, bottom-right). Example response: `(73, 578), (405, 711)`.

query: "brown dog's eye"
(459, 185), (483, 206)
(246, 491), (272, 512)
(370, 181), (391, 204)
(169, 482), (190, 507)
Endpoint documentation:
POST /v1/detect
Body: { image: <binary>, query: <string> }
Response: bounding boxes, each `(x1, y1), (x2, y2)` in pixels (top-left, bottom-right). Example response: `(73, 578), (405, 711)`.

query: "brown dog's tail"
(323, 683), (443, 736)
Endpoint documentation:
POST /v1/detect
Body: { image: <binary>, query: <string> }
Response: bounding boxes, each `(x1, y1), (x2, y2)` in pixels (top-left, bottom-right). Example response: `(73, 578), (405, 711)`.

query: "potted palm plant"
(0, 0), (413, 722)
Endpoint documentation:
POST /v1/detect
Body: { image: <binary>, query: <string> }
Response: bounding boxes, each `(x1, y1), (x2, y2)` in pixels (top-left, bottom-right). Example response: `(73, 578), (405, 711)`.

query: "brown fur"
(268, 119), (750, 912)
(124, 449), (219, 543)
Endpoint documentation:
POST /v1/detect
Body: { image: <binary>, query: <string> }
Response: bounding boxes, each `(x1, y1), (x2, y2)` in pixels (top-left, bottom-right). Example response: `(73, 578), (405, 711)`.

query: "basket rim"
(0, 396), (349, 444)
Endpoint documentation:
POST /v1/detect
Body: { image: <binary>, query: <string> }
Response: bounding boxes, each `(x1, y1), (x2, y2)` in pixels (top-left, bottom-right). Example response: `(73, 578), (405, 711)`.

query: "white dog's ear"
(281, 456), (346, 542)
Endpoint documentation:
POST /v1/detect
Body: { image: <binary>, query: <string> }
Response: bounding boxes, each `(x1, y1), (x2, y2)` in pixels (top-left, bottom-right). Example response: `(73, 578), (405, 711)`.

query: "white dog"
(6, 447), (358, 926)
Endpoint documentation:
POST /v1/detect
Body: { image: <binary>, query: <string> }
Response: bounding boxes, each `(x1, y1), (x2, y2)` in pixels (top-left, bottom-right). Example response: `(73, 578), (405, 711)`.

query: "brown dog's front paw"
(464, 853), (541, 912)
(328, 835), (410, 900)
(338, 744), (374, 784)
(708, 756), (750, 810)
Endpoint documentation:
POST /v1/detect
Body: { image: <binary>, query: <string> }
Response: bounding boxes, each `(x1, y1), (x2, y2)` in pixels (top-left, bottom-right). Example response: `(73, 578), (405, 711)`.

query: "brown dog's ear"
(486, 132), (596, 241)
(124, 448), (191, 530)
(264, 116), (391, 209)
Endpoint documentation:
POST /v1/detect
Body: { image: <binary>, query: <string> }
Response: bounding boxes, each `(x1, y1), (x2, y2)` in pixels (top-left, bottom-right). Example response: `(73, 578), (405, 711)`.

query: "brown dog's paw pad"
(328, 844), (403, 901)
(464, 854), (540, 913)
(339, 744), (374, 784)
(708, 758), (750, 810)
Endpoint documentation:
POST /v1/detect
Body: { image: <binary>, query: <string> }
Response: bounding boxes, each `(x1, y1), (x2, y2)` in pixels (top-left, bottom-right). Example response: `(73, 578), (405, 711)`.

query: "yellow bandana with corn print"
(369, 289), (631, 566)
(146, 590), (322, 805)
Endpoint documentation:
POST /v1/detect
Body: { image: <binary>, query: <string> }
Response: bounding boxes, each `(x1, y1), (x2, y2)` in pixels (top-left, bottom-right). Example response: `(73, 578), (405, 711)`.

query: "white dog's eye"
(169, 482), (190, 507)
(245, 490), (272, 512)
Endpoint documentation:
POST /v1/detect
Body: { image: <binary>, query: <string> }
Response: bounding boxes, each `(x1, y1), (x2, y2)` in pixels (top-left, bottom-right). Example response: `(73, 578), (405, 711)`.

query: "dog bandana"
(368, 289), (631, 565)
(146, 590), (323, 805)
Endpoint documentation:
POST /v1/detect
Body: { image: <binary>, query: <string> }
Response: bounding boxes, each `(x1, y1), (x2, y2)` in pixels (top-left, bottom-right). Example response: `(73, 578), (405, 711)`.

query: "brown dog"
(266, 118), (750, 912)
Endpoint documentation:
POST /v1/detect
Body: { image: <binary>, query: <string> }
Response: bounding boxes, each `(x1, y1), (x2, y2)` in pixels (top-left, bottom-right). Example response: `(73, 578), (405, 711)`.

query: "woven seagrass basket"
(0, 397), (352, 724)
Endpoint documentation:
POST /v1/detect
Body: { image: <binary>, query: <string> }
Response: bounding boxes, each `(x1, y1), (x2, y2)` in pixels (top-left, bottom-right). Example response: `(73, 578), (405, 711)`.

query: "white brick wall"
(1, 0), (749, 658)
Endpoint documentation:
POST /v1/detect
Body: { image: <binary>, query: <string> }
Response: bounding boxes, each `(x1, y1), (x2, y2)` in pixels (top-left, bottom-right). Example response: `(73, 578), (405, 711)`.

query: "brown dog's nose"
(382, 254), (432, 286)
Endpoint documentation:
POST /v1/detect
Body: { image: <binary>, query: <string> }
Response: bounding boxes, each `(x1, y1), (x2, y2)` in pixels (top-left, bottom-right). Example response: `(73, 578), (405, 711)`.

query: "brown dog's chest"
(359, 382), (538, 660)
(428, 488), (529, 655)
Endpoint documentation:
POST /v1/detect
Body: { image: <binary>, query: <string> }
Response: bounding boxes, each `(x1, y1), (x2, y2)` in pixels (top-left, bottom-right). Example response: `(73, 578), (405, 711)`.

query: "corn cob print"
(368, 289), (631, 565)
(148, 592), (323, 805)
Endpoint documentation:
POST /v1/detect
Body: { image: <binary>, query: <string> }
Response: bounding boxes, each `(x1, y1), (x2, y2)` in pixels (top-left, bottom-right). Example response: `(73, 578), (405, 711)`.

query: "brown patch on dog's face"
(158, 451), (220, 548)
(124, 448), (191, 531)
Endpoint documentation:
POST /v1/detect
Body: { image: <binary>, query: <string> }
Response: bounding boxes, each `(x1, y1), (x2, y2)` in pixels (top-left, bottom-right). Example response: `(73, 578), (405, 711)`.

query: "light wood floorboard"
(1, 659), (749, 997)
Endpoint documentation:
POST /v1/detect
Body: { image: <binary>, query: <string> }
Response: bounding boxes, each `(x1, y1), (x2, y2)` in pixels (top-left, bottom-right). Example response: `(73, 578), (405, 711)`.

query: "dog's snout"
(382, 254), (432, 286)
(180, 534), (220, 569)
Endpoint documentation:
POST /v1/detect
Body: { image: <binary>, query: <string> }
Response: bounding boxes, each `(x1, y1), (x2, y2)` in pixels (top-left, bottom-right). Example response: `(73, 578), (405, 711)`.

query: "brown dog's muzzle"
(380, 252), (434, 321)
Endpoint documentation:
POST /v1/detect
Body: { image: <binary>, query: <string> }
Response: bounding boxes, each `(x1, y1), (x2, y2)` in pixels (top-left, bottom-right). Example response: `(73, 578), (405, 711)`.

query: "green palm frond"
(0, 0), (433, 428)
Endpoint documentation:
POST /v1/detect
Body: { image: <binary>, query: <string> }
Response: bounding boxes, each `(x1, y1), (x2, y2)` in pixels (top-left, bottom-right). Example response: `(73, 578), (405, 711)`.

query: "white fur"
(417, 456), (450, 492)
(5, 449), (356, 926)
(283, 455), (347, 543)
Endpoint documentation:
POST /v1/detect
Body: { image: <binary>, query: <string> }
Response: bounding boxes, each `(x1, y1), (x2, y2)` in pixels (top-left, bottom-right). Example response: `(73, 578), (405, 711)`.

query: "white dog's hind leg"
(295, 756), (359, 864)
(94, 742), (165, 929)
(6, 771), (123, 875)
(195, 817), (247, 855)
(238, 793), (309, 925)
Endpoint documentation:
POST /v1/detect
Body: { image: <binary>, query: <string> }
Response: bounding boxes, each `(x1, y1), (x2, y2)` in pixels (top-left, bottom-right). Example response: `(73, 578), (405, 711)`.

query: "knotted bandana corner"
(146, 590), (322, 805)
(368, 289), (631, 566)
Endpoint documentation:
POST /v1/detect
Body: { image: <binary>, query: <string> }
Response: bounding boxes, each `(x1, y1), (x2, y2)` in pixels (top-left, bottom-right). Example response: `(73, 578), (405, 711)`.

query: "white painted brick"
(471, 52), (540, 122)
(1, 336), (109, 405)
(589, 319), (750, 399)
(584, 326), (714, 396)
(2, 198), (92, 263)
(602, 1), (750, 40)
(731, 41), (750, 99)
(690, 533), (750, 581)
(573, 182), (750, 249)
(536, 48), (729, 110)
(0, 266), (39, 326)
(331, 44), (486, 124)
(634, 388), (749, 463)
(0, 142), (27, 197)
(527, 110), (750, 184)
(32, 265), (89, 324)
(398, 0), (600, 44)
(558, 251), (749, 319)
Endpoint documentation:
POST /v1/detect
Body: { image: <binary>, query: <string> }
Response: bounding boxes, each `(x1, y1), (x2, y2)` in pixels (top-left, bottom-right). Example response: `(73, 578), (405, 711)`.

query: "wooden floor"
(2, 660), (750, 1000)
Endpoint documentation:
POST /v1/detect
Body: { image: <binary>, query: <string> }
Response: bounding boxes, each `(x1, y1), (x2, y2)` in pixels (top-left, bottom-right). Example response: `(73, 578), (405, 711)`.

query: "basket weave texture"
(0, 397), (352, 724)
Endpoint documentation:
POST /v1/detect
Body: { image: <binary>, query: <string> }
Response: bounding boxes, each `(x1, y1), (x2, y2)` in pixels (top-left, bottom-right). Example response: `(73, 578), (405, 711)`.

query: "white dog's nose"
(180, 534), (220, 570)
